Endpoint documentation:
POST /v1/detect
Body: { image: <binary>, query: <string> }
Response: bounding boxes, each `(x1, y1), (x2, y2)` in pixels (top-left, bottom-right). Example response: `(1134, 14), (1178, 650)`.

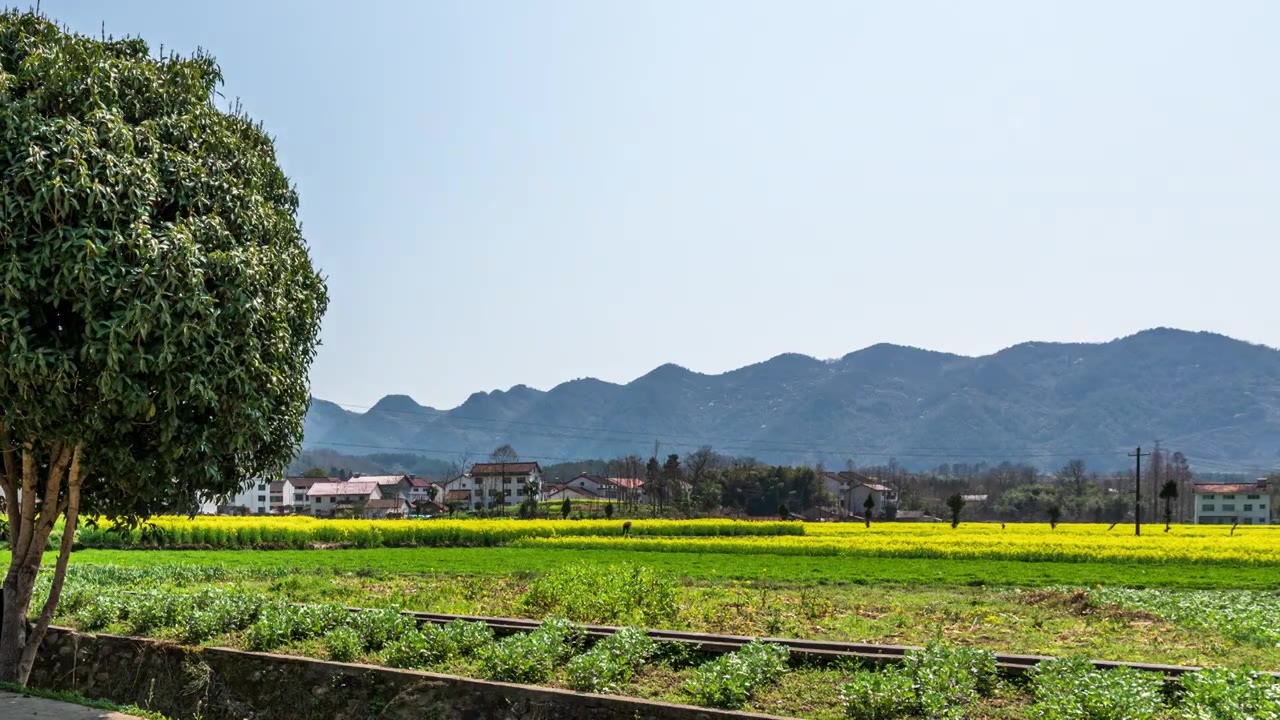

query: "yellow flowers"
(79, 516), (802, 549)
(77, 516), (1280, 565)
(512, 522), (1280, 565)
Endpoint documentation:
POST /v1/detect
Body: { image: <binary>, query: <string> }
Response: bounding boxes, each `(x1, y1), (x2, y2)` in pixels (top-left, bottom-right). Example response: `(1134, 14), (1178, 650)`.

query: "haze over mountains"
(304, 329), (1280, 471)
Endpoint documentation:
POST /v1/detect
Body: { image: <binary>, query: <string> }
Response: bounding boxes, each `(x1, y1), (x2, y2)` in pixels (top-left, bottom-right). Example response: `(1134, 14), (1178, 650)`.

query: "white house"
(351, 475), (413, 502)
(442, 474), (481, 510)
(306, 481), (382, 518)
(543, 483), (600, 502)
(224, 478), (274, 515)
(1192, 481), (1270, 525)
(469, 462), (543, 509)
(566, 474), (645, 502)
(820, 471), (897, 517)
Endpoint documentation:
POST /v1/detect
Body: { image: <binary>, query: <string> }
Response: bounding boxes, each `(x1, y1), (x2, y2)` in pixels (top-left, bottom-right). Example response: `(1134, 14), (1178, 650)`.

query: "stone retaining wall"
(32, 627), (788, 720)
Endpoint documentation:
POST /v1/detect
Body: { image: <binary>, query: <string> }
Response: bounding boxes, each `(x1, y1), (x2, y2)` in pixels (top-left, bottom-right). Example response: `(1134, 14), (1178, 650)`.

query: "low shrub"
(566, 627), (657, 694)
(476, 618), (579, 684)
(349, 606), (416, 652)
(382, 620), (494, 670)
(1179, 668), (1280, 719)
(1030, 656), (1165, 720)
(841, 669), (914, 720)
(840, 642), (998, 720)
(324, 626), (362, 663)
(683, 640), (790, 709)
(520, 562), (679, 626)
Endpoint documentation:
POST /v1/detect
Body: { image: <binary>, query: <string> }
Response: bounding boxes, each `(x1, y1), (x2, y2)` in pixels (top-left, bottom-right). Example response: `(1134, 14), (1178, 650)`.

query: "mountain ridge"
(304, 329), (1280, 469)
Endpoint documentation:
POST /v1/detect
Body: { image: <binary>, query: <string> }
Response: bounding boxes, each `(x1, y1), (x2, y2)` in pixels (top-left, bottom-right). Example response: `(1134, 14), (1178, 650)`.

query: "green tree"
(604, 502), (614, 519)
(1047, 504), (1062, 530)
(946, 494), (966, 528)
(645, 456), (663, 514)
(0, 12), (326, 684)
(863, 494), (875, 528)
(303, 468), (328, 478)
(561, 497), (572, 520)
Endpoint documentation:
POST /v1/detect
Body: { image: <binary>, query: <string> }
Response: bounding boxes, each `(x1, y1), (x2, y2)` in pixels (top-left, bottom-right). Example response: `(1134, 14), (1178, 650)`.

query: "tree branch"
(28, 445), (72, 565)
(0, 424), (19, 540)
(11, 449), (39, 566)
(17, 442), (83, 684)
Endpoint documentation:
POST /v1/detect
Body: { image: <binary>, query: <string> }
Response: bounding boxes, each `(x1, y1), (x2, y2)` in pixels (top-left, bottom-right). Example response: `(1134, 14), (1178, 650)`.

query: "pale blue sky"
(46, 1), (1280, 409)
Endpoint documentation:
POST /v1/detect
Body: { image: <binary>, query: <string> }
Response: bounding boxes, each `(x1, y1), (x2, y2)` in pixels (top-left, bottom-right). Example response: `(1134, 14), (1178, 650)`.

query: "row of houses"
(214, 462), (654, 517)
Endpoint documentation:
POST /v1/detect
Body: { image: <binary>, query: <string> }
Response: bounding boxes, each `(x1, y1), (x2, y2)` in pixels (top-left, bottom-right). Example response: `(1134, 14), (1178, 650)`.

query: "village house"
(285, 476), (327, 512)
(350, 474), (413, 502)
(468, 462), (543, 509)
(441, 474), (481, 510)
(820, 471), (897, 517)
(365, 497), (409, 519)
(565, 474), (645, 503)
(306, 480), (382, 518)
(1192, 480), (1270, 525)
(407, 477), (440, 506)
(542, 483), (600, 503)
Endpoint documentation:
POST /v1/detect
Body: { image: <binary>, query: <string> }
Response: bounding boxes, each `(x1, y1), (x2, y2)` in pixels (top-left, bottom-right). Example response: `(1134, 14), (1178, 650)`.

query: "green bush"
(349, 606), (416, 652)
(382, 620), (494, 670)
(1031, 656), (1165, 720)
(520, 562), (679, 626)
(477, 618), (579, 684)
(841, 669), (915, 720)
(683, 640), (790, 709)
(324, 626), (362, 663)
(78, 595), (125, 631)
(1179, 668), (1280, 719)
(566, 627), (657, 694)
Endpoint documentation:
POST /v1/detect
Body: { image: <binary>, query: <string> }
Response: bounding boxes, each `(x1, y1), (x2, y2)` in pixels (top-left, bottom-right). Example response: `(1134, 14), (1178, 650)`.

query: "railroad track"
(399, 609), (1274, 678)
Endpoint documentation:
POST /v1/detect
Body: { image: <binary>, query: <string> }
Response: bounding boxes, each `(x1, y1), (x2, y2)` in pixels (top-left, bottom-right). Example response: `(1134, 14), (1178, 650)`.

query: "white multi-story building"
(469, 462), (543, 509)
(1192, 481), (1271, 525)
(306, 481), (382, 518)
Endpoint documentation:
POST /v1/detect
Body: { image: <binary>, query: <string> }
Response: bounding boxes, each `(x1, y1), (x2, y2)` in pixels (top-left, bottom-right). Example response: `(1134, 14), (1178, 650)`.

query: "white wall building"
(306, 481), (382, 518)
(469, 462), (543, 509)
(1193, 481), (1270, 525)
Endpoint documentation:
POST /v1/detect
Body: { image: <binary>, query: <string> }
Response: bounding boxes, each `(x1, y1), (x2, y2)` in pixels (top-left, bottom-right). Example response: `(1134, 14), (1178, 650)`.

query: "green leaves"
(0, 9), (327, 520)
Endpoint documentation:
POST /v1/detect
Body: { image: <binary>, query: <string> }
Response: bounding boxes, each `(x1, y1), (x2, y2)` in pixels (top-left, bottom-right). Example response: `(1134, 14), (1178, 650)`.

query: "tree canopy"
(0, 10), (326, 683)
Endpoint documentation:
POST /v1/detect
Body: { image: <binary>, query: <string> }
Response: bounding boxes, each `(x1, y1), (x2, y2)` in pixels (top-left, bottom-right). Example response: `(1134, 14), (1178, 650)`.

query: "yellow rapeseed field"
(77, 515), (1280, 565)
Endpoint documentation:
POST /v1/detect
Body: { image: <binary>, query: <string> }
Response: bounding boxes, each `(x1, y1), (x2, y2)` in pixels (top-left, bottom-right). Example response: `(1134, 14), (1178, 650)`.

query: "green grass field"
(43, 546), (1280, 590)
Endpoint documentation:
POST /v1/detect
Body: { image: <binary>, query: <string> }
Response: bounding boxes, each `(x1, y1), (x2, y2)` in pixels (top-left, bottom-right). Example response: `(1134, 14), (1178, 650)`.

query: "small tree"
(561, 497), (572, 519)
(604, 502), (614, 519)
(778, 502), (790, 520)
(303, 468), (328, 478)
(1047, 504), (1062, 530)
(1159, 480), (1179, 532)
(946, 494), (966, 528)
(0, 12), (326, 686)
(862, 494), (875, 528)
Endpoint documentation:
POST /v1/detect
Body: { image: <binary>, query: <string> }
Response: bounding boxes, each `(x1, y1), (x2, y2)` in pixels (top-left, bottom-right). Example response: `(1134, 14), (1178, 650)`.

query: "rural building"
(351, 475), (413, 502)
(407, 478), (440, 505)
(306, 481), (382, 518)
(442, 474), (481, 509)
(285, 477), (327, 510)
(365, 497), (409, 519)
(1192, 481), (1270, 525)
(543, 483), (600, 502)
(469, 462), (543, 508)
(821, 471), (897, 517)
(566, 474), (645, 502)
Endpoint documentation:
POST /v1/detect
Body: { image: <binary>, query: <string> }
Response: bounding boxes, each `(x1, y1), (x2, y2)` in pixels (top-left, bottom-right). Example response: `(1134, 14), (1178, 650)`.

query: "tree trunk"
(0, 441), (83, 686)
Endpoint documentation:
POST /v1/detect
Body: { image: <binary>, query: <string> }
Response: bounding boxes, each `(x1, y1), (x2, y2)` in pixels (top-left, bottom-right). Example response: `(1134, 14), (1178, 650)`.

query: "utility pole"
(1151, 440), (1162, 523)
(1129, 446), (1149, 536)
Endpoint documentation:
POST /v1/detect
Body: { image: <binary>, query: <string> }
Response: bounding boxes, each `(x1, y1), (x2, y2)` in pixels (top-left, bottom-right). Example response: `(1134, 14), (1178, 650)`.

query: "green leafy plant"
(566, 627), (657, 694)
(520, 562), (678, 625)
(324, 626), (362, 663)
(840, 642), (998, 720)
(1030, 656), (1165, 720)
(1179, 668), (1280, 719)
(841, 669), (914, 720)
(683, 640), (790, 709)
(476, 618), (579, 684)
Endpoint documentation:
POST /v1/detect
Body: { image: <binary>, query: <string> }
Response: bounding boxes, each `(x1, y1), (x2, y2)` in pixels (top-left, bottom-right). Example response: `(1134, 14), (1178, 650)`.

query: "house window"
(1260, 504), (1268, 510)
(1223, 495), (1236, 500)
(1247, 494), (1261, 499)
(1202, 504), (1214, 511)
(1202, 495), (1215, 500)
(258, 484), (267, 491)
(329, 497), (336, 504)
(503, 489), (511, 497)
(1244, 504), (1253, 512)
(1223, 504), (1235, 511)
(295, 493), (307, 502)
(257, 495), (266, 503)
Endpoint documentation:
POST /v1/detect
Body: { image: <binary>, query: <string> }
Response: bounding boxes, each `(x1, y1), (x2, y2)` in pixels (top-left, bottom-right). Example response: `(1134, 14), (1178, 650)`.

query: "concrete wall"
(33, 628), (786, 720)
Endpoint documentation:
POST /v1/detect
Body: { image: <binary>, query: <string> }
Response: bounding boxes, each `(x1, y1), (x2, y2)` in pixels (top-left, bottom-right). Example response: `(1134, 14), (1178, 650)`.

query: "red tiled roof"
(366, 498), (407, 509)
(1191, 482), (1268, 495)
(470, 462), (541, 476)
(409, 478), (433, 488)
(444, 490), (472, 502)
(307, 481), (379, 497)
(269, 481), (285, 493)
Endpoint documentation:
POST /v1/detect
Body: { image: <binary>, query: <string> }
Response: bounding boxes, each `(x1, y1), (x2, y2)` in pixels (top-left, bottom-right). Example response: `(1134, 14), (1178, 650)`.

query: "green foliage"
(566, 627), (656, 694)
(520, 562), (679, 625)
(383, 620), (495, 670)
(561, 497), (572, 519)
(476, 617), (578, 684)
(946, 494), (966, 528)
(683, 640), (789, 709)
(323, 626), (361, 663)
(0, 8), (327, 521)
(1093, 588), (1280, 647)
(840, 642), (998, 720)
(1179, 668), (1280, 719)
(841, 669), (914, 720)
(1030, 656), (1165, 720)
(348, 606), (415, 652)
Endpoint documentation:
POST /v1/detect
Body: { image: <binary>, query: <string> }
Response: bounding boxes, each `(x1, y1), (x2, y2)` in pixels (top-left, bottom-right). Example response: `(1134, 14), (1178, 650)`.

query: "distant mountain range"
(304, 329), (1280, 471)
